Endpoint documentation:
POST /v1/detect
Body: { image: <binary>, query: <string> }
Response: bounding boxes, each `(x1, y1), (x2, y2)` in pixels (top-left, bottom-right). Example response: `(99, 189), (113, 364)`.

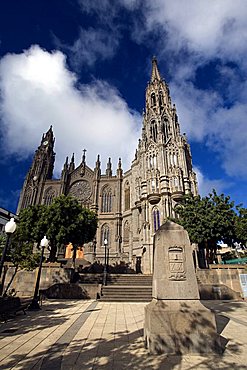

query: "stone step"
(102, 291), (152, 296)
(103, 285), (152, 290)
(107, 276), (152, 286)
(78, 273), (153, 287)
(100, 281), (152, 301)
(100, 297), (152, 302)
(100, 274), (153, 301)
(107, 281), (152, 286)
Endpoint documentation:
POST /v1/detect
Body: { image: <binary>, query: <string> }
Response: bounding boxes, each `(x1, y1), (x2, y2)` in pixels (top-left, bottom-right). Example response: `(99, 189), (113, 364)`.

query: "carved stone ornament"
(69, 180), (92, 201)
(168, 246), (186, 281)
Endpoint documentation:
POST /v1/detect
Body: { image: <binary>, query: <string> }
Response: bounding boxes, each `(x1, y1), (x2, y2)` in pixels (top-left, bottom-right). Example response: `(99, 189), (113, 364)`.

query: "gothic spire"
(61, 156), (69, 178)
(106, 157), (112, 177)
(80, 149), (86, 177)
(95, 154), (101, 168)
(82, 149), (87, 164)
(151, 56), (162, 82)
(69, 153), (75, 172)
(117, 157), (123, 178)
(118, 157), (122, 169)
(41, 125), (55, 146)
(64, 156), (68, 169)
(94, 154), (101, 178)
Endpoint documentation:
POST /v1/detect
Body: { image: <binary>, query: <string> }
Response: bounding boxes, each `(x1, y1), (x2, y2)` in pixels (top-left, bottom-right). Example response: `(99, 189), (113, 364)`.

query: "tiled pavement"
(0, 299), (246, 369)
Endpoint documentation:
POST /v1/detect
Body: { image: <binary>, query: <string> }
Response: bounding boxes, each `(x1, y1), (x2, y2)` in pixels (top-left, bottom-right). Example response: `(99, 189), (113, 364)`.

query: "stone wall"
(197, 265), (246, 297)
(3, 263), (72, 297)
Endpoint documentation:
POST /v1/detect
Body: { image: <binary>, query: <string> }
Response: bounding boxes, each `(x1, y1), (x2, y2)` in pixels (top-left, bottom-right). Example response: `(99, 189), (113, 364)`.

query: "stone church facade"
(17, 58), (198, 273)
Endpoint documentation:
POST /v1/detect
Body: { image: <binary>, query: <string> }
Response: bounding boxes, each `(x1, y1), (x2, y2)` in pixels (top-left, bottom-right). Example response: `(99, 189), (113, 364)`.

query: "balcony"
(171, 190), (184, 201)
(147, 193), (161, 205)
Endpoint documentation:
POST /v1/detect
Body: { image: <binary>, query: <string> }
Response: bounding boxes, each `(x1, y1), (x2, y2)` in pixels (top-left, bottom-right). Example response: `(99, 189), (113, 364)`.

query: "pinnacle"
(151, 57), (162, 82)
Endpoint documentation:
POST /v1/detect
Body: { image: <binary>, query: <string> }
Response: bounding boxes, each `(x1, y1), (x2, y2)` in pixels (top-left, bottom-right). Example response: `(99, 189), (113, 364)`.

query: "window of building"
(43, 187), (56, 205)
(124, 182), (130, 211)
(151, 120), (158, 142)
(151, 92), (156, 107)
(123, 220), (130, 244)
(159, 92), (163, 106)
(23, 189), (32, 209)
(153, 208), (160, 232)
(101, 185), (112, 212)
(101, 224), (110, 246)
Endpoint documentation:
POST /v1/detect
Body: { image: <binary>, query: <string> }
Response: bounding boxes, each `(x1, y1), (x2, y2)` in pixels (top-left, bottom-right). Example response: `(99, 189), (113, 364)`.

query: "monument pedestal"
(144, 221), (222, 355)
(145, 299), (221, 354)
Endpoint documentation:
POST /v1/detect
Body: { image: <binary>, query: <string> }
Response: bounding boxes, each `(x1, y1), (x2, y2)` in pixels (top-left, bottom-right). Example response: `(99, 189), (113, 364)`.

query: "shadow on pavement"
(1, 326), (246, 369)
(0, 300), (247, 369)
(0, 300), (86, 337)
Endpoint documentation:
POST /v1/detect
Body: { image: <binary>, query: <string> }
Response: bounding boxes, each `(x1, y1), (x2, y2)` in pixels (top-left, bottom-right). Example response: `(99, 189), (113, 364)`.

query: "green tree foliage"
(0, 229), (40, 295)
(173, 190), (237, 263)
(0, 234), (6, 250)
(235, 206), (247, 246)
(0, 196), (97, 292)
(0, 225), (40, 271)
(15, 205), (48, 245)
(2, 195), (97, 263)
(45, 195), (98, 262)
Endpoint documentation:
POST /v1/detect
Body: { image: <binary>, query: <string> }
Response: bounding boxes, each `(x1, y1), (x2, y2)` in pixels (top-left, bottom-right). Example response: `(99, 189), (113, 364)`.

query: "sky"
(0, 0), (246, 213)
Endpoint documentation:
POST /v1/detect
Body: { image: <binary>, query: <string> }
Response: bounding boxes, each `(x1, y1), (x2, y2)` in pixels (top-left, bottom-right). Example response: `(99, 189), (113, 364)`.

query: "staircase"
(79, 272), (241, 302)
(100, 274), (153, 302)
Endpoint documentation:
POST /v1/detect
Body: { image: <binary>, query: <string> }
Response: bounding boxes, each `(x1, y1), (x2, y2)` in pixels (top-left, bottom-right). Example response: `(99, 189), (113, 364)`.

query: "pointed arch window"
(23, 188), (32, 209)
(123, 220), (130, 244)
(151, 120), (158, 142)
(44, 187), (56, 205)
(159, 92), (163, 107)
(135, 178), (141, 199)
(101, 224), (110, 247)
(151, 93), (156, 107)
(101, 185), (112, 212)
(124, 181), (130, 211)
(153, 208), (160, 232)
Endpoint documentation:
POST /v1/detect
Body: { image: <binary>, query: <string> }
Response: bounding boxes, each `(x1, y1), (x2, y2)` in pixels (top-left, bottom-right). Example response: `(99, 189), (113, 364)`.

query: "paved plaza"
(0, 299), (246, 369)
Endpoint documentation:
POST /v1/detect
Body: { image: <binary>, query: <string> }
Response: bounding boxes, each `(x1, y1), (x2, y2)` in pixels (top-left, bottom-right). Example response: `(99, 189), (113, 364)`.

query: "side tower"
(127, 58), (198, 273)
(17, 126), (55, 213)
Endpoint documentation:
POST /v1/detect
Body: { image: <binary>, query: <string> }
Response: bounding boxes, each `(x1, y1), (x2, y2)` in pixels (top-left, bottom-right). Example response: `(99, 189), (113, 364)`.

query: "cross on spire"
(82, 149), (87, 164)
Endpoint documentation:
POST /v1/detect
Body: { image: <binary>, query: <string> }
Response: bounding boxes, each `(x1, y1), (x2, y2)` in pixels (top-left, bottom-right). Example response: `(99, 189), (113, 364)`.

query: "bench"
(0, 296), (30, 322)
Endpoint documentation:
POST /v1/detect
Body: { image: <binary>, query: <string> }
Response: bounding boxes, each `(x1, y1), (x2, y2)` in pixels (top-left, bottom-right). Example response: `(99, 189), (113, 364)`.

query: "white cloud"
(141, 0), (247, 62)
(128, 0), (247, 178)
(55, 27), (120, 70)
(169, 79), (247, 178)
(0, 45), (141, 175)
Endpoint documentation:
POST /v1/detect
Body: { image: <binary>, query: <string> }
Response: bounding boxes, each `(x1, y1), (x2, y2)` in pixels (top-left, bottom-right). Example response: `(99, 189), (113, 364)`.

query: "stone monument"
(144, 220), (221, 354)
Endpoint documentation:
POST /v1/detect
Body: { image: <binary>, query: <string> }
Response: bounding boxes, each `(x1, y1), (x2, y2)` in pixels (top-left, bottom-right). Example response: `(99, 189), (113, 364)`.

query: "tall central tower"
(126, 58), (198, 272)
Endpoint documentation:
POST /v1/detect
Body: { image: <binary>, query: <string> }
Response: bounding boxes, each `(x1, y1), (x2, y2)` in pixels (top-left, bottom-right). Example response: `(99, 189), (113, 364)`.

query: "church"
(17, 58), (198, 274)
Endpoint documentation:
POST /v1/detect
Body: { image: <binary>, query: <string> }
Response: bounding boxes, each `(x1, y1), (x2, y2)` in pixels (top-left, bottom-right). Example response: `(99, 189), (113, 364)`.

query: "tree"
(235, 206), (247, 247)
(173, 190), (237, 264)
(15, 204), (48, 245)
(9, 196), (97, 263)
(0, 196), (98, 292)
(0, 227), (40, 296)
(45, 195), (98, 263)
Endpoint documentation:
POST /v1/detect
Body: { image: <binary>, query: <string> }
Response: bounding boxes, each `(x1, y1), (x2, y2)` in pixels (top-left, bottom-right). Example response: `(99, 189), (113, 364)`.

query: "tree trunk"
(3, 265), (18, 296)
(72, 245), (77, 270)
(49, 241), (57, 262)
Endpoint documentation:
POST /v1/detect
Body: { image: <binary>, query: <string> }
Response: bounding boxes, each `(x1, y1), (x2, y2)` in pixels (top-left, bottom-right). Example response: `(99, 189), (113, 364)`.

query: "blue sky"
(0, 0), (246, 213)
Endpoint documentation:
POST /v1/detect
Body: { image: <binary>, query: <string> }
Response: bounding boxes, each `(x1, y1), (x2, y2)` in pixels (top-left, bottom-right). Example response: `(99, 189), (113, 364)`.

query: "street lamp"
(0, 218), (17, 290)
(103, 238), (108, 285)
(28, 235), (49, 310)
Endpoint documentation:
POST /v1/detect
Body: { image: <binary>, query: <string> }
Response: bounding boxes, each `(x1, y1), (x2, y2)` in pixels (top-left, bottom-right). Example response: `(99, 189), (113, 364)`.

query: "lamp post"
(103, 238), (108, 286)
(0, 218), (17, 291)
(28, 235), (49, 310)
